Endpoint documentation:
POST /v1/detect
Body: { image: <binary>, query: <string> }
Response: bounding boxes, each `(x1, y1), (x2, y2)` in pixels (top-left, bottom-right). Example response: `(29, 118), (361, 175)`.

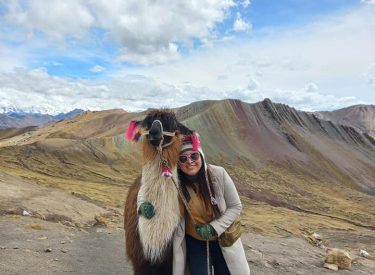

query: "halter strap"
(143, 119), (176, 149)
(142, 130), (176, 137)
(142, 119), (176, 138)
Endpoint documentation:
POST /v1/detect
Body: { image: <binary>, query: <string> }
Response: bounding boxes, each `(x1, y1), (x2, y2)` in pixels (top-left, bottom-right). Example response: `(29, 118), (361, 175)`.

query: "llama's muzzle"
(148, 120), (163, 147)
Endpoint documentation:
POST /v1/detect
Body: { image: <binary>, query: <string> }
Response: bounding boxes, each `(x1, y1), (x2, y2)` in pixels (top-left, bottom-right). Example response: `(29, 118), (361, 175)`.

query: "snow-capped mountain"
(0, 109), (84, 129)
(0, 105), (59, 115)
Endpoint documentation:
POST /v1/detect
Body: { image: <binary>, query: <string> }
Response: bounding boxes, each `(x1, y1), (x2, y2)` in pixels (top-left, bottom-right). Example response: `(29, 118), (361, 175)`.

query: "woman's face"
(178, 150), (202, 176)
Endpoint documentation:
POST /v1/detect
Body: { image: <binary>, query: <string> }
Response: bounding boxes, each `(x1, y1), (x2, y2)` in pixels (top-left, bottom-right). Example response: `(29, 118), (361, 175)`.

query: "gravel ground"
(0, 216), (131, 275)
(1, 215), (375, 275)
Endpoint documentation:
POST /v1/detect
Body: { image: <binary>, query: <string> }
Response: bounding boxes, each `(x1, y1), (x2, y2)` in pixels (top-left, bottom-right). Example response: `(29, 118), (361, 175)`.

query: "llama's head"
(126, 109), (194, 169)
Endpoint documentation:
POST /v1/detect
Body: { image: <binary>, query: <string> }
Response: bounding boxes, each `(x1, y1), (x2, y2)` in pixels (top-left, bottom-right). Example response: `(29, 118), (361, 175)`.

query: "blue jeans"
(186, 234), (230, 275)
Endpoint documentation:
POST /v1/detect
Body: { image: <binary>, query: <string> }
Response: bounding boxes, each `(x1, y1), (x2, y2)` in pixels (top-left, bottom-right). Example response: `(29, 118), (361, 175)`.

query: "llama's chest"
(137, 166), (181, 263)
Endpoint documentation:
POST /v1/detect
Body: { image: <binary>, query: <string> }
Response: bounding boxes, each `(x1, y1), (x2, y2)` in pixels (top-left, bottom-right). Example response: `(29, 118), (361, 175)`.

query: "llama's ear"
(177, 122), (193, 135)
(125, 120), (142, 142)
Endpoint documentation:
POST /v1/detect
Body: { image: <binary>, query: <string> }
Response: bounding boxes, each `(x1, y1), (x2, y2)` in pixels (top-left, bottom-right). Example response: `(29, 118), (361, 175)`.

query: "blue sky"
(0, 0), (374, 114)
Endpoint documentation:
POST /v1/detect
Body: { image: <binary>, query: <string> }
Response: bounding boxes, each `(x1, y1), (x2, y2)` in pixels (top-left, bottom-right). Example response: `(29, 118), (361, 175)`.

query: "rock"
(94, 215), (110, 226)
(320, 244), (327, 250)
(0, 246), (5, 250)
(307, 231), (327, 247)
(61, 220), (75, 227)
(22, 210), (31, 216)
(61, 249), (68, 253)
(264, 261), (273, 268)
(312, 232), (321, 240)
(359, 249), (370, 258)
(324, 263), (339, 271)
(45, 248), (52, 252)
(269, 259), (280, 268)
(325, 248), (352, 270)
(60, 240), (67, 244)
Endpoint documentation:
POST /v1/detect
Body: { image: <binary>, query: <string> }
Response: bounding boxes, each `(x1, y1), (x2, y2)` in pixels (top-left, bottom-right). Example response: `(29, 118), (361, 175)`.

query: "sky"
(0, 0), (374, 114)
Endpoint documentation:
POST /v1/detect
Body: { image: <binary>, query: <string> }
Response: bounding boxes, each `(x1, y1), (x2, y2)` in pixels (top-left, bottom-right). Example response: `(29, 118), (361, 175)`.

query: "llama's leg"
(134, 257), (172, 275)
(133, 262), (159, 275)
(155, 247), (173, 275)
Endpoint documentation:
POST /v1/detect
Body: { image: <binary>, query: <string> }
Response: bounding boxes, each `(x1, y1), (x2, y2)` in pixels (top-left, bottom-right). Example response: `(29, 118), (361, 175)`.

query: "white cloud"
(0, 2), (374, 113)
(2, 0), (236, 65)
(233, 12), (251, 32)
(52, 61), (63, 67)
(0, 68), (219, 114)
(0, 65), (367, 115)
(130, 4), (375, 109)
(223, 81), (363, 112)
(117, 43), (179, 65)
(365, 63), (375, 85)
(4, 0), (94, 41)
(90, 65), (105, 73)
(247, 79), (259, 90)
(361, 0), (375, 4)
(0, 43), (27, 72)
(240, 0), (251, 8)
(269, 84), (364, 112)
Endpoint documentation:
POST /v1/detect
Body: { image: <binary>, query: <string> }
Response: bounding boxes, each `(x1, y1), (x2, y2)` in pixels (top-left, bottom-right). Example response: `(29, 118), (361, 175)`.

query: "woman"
(172, 136), (250, 275)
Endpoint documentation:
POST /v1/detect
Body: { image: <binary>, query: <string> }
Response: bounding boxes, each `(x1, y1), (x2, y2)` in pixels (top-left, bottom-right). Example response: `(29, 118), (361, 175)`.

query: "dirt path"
(1, 215), (374, 275)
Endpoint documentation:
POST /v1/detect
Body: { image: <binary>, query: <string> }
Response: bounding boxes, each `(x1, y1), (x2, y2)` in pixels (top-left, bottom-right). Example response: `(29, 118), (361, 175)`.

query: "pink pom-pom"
(192, 132), (200, 151)
(126, 120), (138, 141)
(161, 167), (173, 178)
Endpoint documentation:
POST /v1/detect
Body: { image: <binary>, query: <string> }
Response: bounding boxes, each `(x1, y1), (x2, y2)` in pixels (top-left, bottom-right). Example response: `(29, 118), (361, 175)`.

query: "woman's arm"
(210, 167), (242, 236)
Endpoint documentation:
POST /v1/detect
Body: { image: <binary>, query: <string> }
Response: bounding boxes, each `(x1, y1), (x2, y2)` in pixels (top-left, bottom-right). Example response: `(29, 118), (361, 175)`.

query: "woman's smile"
(178, 150), (202, 176)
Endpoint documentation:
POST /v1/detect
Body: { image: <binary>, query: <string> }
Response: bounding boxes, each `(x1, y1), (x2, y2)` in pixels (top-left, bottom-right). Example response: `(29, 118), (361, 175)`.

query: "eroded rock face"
(325, 248), (352, 270)
(316, 104), (375, 139)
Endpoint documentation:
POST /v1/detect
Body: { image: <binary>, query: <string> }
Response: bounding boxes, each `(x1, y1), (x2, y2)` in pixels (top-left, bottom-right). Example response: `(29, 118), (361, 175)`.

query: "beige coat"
(173, 165), (250, 275)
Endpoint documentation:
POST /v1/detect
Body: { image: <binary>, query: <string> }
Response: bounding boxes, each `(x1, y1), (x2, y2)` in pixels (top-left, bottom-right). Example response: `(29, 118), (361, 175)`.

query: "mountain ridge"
(1, 100), (375, 138)
(0, 98), (374, 237)
(315, 104), (375, 138)
(0, 109), (85, 129)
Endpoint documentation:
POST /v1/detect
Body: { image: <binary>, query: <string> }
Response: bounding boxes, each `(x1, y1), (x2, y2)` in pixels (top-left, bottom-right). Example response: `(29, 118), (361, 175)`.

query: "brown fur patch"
(124, 177), (144, 265)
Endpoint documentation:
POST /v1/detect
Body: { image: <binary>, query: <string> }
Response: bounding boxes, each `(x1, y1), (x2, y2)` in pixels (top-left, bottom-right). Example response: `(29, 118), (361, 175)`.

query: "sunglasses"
(179, 152), (200, 163)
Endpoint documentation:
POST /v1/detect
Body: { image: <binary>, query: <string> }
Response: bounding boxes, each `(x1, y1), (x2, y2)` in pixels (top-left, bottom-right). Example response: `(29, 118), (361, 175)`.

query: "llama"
(124, 109), (194, 275)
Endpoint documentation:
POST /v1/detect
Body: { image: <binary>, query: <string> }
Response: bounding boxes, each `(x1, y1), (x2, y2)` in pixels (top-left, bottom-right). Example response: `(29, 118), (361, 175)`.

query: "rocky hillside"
(0, 99), (374, 237)
(316, 104), (375, 138)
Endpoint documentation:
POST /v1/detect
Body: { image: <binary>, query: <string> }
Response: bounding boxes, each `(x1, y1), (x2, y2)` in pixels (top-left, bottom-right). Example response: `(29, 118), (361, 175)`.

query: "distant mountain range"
(315, 104), (375, 138)
(1, 103), (374, 139)
(0, 109), (84, 129)
(0, 99), (374, 235)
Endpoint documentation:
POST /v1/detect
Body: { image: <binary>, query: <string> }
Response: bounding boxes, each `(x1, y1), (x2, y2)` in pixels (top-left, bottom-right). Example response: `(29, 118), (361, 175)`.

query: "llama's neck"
(138, 159), (181, 263)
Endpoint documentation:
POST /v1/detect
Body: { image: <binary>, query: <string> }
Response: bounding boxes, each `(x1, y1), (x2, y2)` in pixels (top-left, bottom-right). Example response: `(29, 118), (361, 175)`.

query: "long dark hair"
(178, 155), (220, 218)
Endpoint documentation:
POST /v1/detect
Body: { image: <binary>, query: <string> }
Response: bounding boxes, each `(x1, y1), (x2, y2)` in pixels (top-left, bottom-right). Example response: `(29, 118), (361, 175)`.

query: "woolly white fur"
(137, 158), (181, 263)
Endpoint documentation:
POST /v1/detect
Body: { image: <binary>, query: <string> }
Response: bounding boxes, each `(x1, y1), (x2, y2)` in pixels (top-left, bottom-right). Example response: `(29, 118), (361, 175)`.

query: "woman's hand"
(195, 224), (216, 240)
(138, 202), (155, 219)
